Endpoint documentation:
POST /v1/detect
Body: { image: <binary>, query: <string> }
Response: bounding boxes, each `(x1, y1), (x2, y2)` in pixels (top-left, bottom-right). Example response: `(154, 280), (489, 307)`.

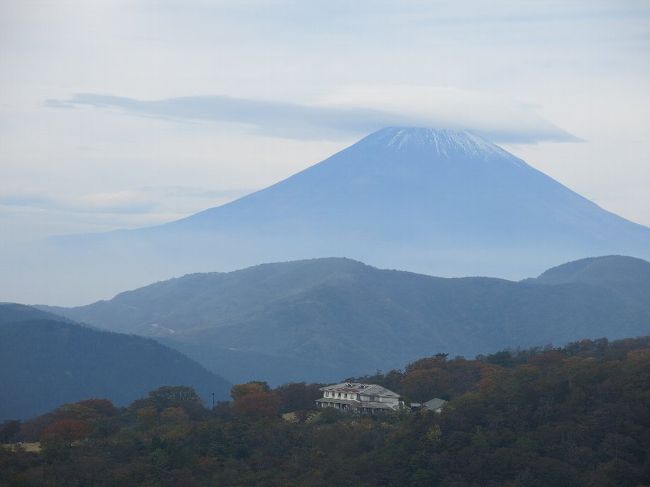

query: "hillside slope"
(44, 256), (650, 384)
(3, 336), (649, 487)
(0, 302), (75, 325)
(535, 255), (650, 303)
(0, 305), (231, 420)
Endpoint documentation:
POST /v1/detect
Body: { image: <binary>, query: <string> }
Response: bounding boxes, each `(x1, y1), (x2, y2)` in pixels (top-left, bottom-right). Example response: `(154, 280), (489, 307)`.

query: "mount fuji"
(9, 127), (650, 304)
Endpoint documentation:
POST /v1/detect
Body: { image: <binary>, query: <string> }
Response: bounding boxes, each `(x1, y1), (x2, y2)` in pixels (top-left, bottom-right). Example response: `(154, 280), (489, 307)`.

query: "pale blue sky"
(1, 0), (649, 240)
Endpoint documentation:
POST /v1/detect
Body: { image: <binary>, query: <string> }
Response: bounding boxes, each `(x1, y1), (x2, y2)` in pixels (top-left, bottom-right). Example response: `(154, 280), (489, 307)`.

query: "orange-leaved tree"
(230, 381), (280, 418)
(41, 419), (91, 447)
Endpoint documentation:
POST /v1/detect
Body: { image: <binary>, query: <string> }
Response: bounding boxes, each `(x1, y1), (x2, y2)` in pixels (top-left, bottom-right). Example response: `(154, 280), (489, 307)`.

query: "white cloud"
(48, 89), (578, 143)
(0, 184), (255, 242)
(319, 85), (580, 143)
(0, 185), (252, 218)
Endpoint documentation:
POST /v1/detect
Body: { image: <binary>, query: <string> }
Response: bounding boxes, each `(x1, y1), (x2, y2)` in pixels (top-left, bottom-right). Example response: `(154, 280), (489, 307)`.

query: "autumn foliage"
(230, 381), (281, 417)
(1, 336), (649, 486)
(230, 381), (270, 400)
(41, 419), (91, 447)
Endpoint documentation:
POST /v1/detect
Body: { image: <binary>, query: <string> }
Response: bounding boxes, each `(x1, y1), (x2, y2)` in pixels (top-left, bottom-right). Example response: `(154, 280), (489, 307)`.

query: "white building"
(315, 382), (403, 413)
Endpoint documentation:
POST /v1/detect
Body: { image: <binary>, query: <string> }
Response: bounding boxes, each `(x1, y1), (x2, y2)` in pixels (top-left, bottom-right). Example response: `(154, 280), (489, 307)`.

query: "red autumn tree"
(230, 381), (270, 401)
(41, 419), (91, 447)
(233, 391), (281, 418)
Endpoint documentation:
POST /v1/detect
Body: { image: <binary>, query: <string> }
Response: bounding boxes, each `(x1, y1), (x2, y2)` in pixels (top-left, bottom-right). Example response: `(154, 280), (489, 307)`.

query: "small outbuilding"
(411, 397), (447, 413)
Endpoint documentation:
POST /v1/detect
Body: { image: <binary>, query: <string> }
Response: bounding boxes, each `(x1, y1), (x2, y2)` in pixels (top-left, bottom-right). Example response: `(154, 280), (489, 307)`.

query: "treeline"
(2, 336), (650, 486)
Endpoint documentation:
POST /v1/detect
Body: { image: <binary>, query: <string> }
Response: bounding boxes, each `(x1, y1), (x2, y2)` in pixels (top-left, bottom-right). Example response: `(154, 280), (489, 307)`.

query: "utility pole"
(212, 392), (215, 410)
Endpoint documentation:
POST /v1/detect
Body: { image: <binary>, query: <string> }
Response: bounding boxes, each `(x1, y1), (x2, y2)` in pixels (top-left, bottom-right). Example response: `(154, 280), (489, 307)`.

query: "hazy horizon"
(3, 126), (650, 307)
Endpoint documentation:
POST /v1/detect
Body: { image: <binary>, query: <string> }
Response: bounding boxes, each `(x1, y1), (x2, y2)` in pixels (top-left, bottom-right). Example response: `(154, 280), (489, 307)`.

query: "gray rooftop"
(320, 382), (400, 398)
(423, 398), (447, 410)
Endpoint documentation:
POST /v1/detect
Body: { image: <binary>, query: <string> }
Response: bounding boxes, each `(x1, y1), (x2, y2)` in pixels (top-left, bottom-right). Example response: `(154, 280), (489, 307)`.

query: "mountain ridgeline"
(6, 127), (650, 304)
(43, 255), (650, 385)
(0, 304), (231, 420)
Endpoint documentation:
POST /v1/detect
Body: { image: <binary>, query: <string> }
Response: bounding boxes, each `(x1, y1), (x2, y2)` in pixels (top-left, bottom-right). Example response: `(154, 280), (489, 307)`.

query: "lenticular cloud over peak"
(47, 87), (579, 144)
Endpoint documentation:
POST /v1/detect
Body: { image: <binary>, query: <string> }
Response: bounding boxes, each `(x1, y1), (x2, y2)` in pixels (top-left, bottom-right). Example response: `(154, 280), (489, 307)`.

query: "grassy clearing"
(2, 442), (41, 453)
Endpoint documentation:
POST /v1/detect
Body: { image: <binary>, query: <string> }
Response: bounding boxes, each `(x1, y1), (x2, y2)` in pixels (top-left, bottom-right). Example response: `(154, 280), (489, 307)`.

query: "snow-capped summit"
(359, 127), (513, 161)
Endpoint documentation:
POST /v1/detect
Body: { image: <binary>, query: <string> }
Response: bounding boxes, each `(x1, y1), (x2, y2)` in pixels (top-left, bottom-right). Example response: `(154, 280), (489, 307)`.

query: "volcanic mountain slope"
(11, 127), (650, 305)
(0, 304), (231, 420)
(44, 256), (650, 385)
(171, 127), (648, 245)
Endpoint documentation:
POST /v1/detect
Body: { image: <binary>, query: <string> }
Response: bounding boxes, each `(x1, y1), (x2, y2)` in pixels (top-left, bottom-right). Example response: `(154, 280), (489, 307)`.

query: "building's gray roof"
(320, 382), (399, 398)
(423, 398), (447, 410)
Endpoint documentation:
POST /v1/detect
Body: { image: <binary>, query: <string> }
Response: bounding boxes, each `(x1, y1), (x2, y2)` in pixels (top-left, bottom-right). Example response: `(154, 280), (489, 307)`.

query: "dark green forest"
(2, 336), (649, 487)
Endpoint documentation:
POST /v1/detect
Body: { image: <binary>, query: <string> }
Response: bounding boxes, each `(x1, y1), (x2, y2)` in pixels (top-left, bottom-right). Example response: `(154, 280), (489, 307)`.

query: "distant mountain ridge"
(43, 255), (650, 385)
(5, 127), (650, 305)
(535, 255), (650, 303)
(0, 302), (76, 325)
(0, 304), (231, 420)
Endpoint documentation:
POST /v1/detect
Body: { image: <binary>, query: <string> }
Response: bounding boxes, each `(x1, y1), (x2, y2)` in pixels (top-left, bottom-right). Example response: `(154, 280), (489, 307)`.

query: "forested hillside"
(2, 336), (649, 486)
(0, 303), (75, 326)
(44, 255), (650, 384)
(0, 305), (231, 419)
